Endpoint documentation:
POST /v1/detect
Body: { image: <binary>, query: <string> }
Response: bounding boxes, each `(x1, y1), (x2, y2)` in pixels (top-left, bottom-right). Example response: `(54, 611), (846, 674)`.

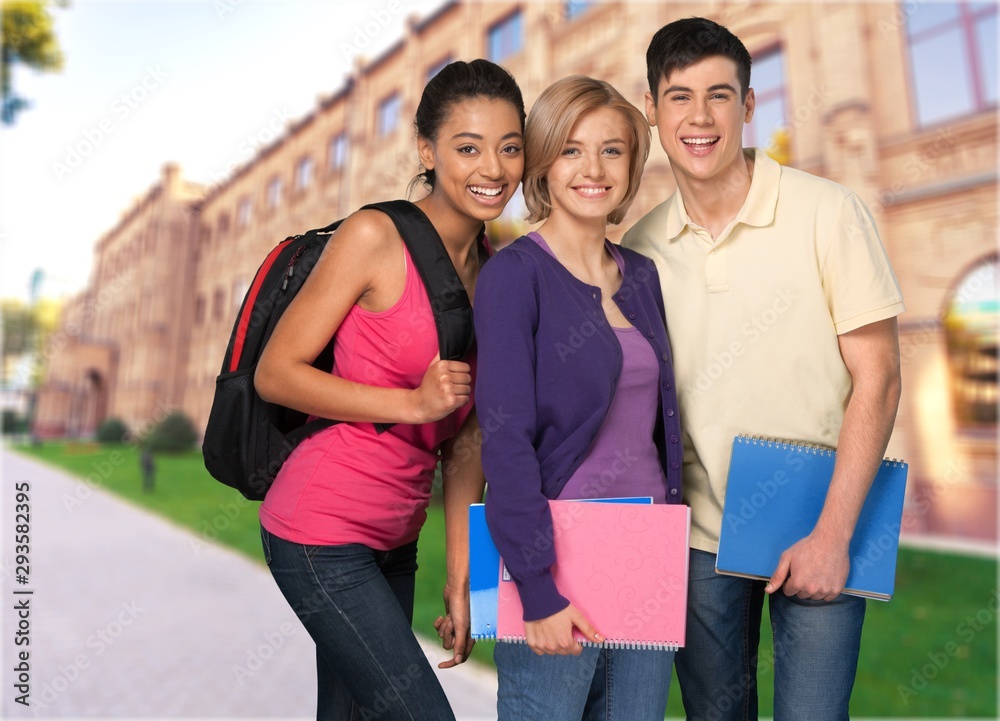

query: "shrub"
(95, 417), (130, 443)
(146, 411), (198, 453)
(2, 409), (28, 435)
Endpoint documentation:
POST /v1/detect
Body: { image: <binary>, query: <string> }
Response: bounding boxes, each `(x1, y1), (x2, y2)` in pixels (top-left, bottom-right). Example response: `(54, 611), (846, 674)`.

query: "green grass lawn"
(14, 441), (998, 717)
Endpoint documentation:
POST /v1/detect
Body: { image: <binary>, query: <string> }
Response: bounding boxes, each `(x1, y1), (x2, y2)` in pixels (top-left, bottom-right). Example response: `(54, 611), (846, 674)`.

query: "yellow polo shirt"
(623, 149), (905, 553)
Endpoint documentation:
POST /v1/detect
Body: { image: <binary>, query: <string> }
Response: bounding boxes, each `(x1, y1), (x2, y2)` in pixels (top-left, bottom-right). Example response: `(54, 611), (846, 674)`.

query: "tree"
(2, 1), (67, 125)
(1, 296), (62, 385)
(1, 299), (34, 357)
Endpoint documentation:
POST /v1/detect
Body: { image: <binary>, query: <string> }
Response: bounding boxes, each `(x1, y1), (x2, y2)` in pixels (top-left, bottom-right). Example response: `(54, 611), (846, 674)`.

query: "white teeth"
(683, 138), (718, 145)
(470, 185), (502, 197)
(576, 187), (607, 196)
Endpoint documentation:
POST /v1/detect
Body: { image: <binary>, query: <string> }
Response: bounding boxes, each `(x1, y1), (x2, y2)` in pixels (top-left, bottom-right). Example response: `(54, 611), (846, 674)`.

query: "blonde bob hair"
(523, 75), (651, 225)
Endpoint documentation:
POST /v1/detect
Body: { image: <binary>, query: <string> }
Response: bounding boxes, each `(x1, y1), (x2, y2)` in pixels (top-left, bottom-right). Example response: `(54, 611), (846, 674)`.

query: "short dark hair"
(410, 59), (526, 192)
(646, 17), (752, 103)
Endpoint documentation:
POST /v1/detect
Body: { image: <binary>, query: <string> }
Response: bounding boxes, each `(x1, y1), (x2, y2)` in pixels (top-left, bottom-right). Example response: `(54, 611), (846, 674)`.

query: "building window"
(427, 55), (452, 82)
(217, 213), (230, 237)
(743, 47), (787, 154)
(213, 287), (226, 322)
(944, 253), (998, 425)
(327, 132), (348, 171)
(907, 1), (997, 127)
(267, 176), (283, 207)
(565, 0), (593, 20)
(377, 93), (402, 137)
(195, 295), (206, 325)
(488, 11), (523, 63)
(295, 156), (314, 191)
(236, 196), (252, 228)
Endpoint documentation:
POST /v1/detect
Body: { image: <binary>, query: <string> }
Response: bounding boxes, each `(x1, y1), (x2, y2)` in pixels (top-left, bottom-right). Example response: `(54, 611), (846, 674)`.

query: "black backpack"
(202, 199), (487, 500)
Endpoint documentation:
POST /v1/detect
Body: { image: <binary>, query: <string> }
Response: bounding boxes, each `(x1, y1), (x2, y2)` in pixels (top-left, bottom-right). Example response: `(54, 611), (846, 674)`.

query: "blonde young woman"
(475, 76), (684, 719)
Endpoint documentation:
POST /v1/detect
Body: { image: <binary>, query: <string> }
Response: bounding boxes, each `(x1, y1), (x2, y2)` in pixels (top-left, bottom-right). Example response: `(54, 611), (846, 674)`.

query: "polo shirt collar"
(739, 148), (780, 228)
(663, 148), (780, 241)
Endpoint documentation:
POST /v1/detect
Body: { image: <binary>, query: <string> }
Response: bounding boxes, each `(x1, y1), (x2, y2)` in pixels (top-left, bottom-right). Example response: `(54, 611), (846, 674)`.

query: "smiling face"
(545, 107), (632, 227)
(645, 55), (755, 189)
(417, 97), (524, 223)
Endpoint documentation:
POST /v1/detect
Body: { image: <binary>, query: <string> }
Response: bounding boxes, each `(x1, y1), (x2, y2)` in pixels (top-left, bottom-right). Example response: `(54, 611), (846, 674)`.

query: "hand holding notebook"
(495, 500), (691, 650)
(521, 603), (605, 655)
(716, 435), (908, 600)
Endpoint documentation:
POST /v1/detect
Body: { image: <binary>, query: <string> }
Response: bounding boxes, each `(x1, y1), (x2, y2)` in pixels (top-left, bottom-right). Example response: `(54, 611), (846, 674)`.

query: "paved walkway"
(1, 449), (498, 719)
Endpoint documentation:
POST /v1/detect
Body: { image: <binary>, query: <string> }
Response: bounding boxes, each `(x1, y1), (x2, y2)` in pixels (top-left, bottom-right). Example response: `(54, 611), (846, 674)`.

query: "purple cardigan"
(475, 235), (684, 621)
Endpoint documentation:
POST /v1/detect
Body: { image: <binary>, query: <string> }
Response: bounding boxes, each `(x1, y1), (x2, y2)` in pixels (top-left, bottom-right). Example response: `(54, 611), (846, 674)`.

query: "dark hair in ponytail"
(409, 59), (525, 194)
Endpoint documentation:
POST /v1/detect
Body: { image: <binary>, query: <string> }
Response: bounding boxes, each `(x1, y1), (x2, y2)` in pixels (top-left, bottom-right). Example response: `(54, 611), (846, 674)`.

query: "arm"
(766, 317), (902, 600)
(476, 251), (600, 655)
(254, 210), (472, 425)
(434, 408), (486, 668)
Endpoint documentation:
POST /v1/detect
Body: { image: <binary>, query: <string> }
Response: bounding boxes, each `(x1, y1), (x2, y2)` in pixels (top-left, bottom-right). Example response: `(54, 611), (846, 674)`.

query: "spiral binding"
(495, 635), (680, 651)
(734, 434), (907, 468)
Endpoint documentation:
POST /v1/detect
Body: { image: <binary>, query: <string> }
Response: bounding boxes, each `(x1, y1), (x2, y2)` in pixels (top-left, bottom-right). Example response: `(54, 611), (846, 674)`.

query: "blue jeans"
(495, 641), (673, 720)
(676, 549), (866, 721)
(261, 526), (455, 721)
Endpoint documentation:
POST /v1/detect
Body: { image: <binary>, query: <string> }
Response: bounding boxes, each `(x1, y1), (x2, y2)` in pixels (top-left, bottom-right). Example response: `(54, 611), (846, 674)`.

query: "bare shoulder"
(308, 208), (403, 282)
(304, 207), (406, 311)
(330, 207), (404, 256)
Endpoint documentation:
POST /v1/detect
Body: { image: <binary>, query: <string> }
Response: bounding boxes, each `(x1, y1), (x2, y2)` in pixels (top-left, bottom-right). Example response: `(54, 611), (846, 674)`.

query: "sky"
(0, 0), (446, 303)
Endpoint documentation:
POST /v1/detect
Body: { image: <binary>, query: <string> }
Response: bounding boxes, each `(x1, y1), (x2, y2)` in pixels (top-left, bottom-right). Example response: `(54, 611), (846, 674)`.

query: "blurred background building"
(34, 0), (998, 543)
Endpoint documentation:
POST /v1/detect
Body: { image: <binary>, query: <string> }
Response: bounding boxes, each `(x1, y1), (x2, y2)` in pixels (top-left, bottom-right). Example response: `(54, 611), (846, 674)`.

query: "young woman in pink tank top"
(253, 60), (525, 721)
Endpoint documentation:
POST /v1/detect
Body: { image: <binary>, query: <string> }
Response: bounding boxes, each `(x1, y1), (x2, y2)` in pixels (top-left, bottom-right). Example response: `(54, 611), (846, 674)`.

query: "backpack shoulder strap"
(361, 200), (482, 361)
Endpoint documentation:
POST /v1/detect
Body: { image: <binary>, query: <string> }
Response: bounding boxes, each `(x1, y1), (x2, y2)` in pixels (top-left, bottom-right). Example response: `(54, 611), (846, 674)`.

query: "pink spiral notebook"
(497, 500), (690, 650)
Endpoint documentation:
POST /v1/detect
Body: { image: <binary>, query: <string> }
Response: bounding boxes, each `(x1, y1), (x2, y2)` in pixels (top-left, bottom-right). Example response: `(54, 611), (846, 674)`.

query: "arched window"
(943, 253), (998, 425)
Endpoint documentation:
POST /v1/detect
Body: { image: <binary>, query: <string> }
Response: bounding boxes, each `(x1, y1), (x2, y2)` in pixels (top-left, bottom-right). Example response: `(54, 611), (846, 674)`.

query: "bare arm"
(254, 210), (472, 425)
(434, 409), (487, 668)
(767, 317), (902, 600)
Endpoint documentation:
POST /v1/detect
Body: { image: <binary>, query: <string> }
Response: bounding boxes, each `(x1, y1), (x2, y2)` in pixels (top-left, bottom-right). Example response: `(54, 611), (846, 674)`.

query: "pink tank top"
(259, 243), (475, 549)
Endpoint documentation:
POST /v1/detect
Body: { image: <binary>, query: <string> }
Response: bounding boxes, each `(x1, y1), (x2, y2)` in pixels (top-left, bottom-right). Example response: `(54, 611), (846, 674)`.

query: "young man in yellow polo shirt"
(623, 17), (904, 721)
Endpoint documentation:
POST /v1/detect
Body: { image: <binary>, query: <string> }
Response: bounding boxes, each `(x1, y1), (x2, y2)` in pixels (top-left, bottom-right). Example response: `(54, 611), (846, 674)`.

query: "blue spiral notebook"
(716, 435), (909, 601)
(469, 497), (653, 640)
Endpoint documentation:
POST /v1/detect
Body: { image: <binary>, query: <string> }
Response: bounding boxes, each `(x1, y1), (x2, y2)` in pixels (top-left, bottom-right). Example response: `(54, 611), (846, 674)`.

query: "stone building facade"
(36, 1), (997, 540)
(34, 164), (204, 436)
